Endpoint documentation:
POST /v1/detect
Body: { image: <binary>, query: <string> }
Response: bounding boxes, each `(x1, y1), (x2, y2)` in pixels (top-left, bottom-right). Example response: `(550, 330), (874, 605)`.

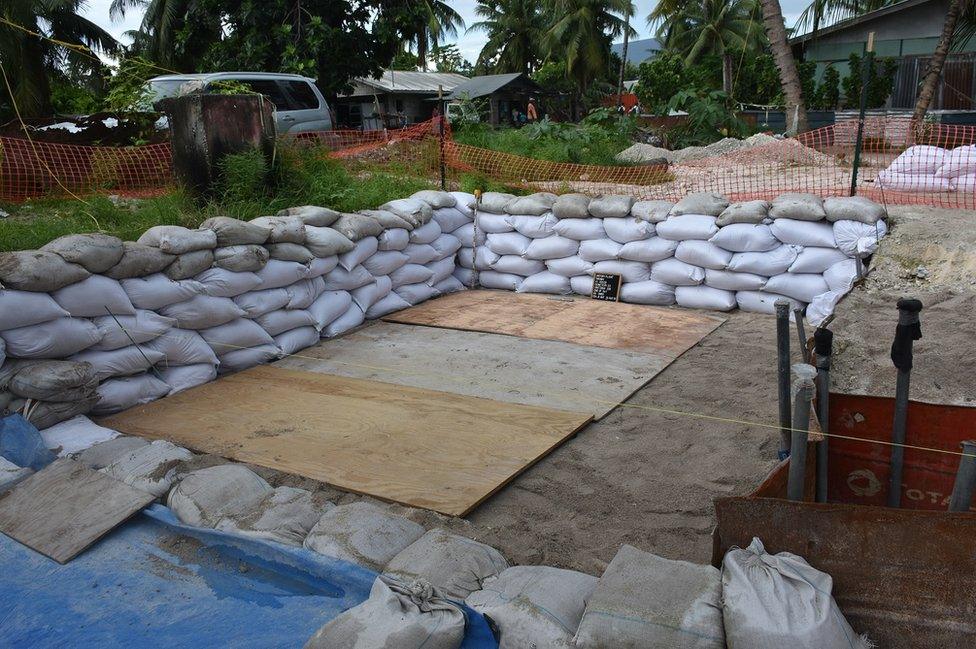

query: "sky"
(81, 0), (809, 65)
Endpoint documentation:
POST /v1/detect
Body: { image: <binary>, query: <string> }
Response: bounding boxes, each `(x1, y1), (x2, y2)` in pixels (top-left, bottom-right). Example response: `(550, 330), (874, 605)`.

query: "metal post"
(788, 365), (816, 501)
(814, 327), (833, 503)
(888, 297), (923, 508)
(949, 441), (976, 512)
(775, 299), (792, 459)
(794, 308), (808, 361)
(849, 31), (876, 197)
(438, 85), (446, 190)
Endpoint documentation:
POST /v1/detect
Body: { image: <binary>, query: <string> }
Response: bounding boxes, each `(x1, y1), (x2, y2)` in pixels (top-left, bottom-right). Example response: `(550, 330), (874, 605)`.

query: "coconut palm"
(393, 0), (465, 70)
(468, 0), (546, 74)
(794, 0), (895, 41)
(0, 0), (118, 117)
(759, 0), (808, 133)
(913, 0), (976, 122)
(543, 0), (636, 92)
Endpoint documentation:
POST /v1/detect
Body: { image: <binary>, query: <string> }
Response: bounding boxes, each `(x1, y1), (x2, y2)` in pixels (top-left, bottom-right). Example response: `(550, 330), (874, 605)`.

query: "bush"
(665, 89), (750, 148)
(635, 52), (686, 115)
(813, 65), (841, 110)
(842, 54), (898, 108)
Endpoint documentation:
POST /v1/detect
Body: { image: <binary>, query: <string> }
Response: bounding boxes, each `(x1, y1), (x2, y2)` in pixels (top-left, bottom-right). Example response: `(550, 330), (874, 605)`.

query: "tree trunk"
(722, 53), (734, 95)
(759, 0), (809, 134)
(912, 0), (963, 124)
(617, 15), (630, 106)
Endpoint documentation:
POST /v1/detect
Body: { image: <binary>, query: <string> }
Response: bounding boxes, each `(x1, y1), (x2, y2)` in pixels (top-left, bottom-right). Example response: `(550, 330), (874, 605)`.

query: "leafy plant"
(812, 65), (840, 110)
(666, 89), (750, 147)
(635, 51), (686, 115)
(841, 53), (898, 109)
(103, 56), (157, 113)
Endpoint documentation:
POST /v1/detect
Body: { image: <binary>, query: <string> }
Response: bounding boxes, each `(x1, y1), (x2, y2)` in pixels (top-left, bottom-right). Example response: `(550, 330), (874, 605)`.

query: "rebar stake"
(788, 365), (816, 501)
(775, 299), (792, 459)
(887, 297), (923, 508)
(814, 327), (834, 503)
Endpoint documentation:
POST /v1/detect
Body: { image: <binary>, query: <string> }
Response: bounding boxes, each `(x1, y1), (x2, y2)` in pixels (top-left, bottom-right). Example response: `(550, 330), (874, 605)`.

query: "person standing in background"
(527, 98), (538, 122)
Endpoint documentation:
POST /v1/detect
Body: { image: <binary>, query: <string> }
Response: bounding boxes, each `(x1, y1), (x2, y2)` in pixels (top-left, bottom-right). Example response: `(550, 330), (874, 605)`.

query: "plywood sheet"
(0, 458), (154, 563)
(384, 290), (726, 355)
(102, 366), (591, 517)
(277, 322), (667, 420)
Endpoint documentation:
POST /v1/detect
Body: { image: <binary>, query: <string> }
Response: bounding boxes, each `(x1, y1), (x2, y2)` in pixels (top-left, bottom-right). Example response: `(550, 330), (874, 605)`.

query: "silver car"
(148, 72), (333, 134)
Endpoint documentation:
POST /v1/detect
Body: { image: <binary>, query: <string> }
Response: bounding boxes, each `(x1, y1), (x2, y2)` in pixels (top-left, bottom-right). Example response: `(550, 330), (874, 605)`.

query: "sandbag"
(304, 576), (466, 649)
(517, 271), (571, 295)
(195, 267), (262, 298)
(100, 438), (192, 496)
(788, 247), (849, 274)
(0, 289), (69, 331)
(332, 213), (385, 241)
(876, 170), (952, 192)
(92, 373), (171, 414)
(620, 280), (675, 305)
(822, 196), (885, 224)
(727, 245), (801, 276)
(449, 192), (477, 217)
(385, 528), (509, 600)
(506, 213), (557, 239)
(769, 219), (837, 248)
(505, 193), (556, 216)
(138, 226), (216, 254)
(412, 189), (456, 209)
(769, 193), (826, 221)
(823, 259), (859, 292)
(274, 326), (320, 355)
(524, 236), (579, 260)
(675, 240), (732, 270)
(552, 193), (590, 219)
(217, 344), (280, 373)
(41, 233), (124, 273)
(631, 200), (674, 223)
(165, 249), (215, 280)
(722, 537), (870, 649)
(806, 290), (845, 327)
(381, 199), (432, 226)
(391, 264), (435, 287)
(167, 464), (273, 527)
(199, 319), (275, 355)
(1, 318), (102, 359)
(575, 544), (725, 649)
(408, 221), (443, 245)
(479, 192), (515, 214)
(457, 247), (498, 271)
(305, 253), (338, 277)
(676, 285), (736, 311)
(215, 486), (322, 546)
(199, 216), (270, 246)
(618, 237), (678, 262)
(433, 276), (464, 295)
(935, 144), (976, 177)
(360, 209), (413, 231)
(486, 232), (532, 257)
(366, 292), (412, 318)
(277, 205), (340, 227)
(764, 273), (829, 303)
(255, 309), (316, 337)
(323, 265), (374, 291)
(656, 214), (719, 241)
(430, 233), (462, 260)
(304, 226), (356, 257)
(322, 302), (365, 338)
(338, 237), (379, 271)
(145, 329), (219, 366)
(9, 361), (97, 401)
(887, 144), (946, 173)
(709, 223), (779, 252)
(267, 243), (314, 263)
(590, 260), (651, 283)
(304, 501), (424, 569)
(378, 228), (411, 251)
(233, 288), (291, 318)
(75, 435), (149, 470)
(425, 257), (456, 286)
(705, 269), (767, 291)
(651, 258), (705, 286)
(578, 239), (622, 262)
(736, 290), (804, 315)
(213, 245), (269, 273)
(467, 566), (598, 649)
(121, 274), (205, 310)
(546, 256), (593, 278)
(249, 215), (306, 244)
(588, 194), (634, 218)
(670, 192), (728, 216)
(158, 363), (217, 394)
(351, 277), (393, 311)
(159, 295), (245, 330)
(395, 282), (439, 306)
(716, 200), (770, 226)
(478, 212), (516, 234)
(570, 275), (593, 295)
(431, 208), (470, 233)
(285, 277), (327, 310)
(553, 218), (606, 241)
(15, 396), (99, 430)
(255, 260), (310, 290)
(0, 251), (90, 292)
(39, 415), (118, 457)
(833, 219), (887, 258)
(71, 346), (166, 381)
(602, 217), (654, 244)
(476, 271), (522, 291)
(402, 243), (439, 265)
(51, 276), (136, 318)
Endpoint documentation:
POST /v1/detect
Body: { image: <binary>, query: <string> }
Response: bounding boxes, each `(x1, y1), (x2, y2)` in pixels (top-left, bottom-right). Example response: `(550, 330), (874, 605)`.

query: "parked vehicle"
(147, 72), (333, 134)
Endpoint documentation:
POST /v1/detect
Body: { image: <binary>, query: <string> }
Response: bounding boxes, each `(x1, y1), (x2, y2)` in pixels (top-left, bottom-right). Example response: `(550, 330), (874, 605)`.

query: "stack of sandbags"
(2, 361), (100, 429)
(876, 145), (952, 192)
(935, 143), (976, 192)
(445, 191), (481, 288)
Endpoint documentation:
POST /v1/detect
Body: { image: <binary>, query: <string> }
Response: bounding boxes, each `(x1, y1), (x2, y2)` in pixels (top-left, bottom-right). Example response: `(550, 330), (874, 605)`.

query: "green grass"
(453, 120), (634, 167)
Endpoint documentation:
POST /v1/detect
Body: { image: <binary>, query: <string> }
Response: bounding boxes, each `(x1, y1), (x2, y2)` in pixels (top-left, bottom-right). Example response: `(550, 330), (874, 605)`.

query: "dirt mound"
(617, 133), (782, 165)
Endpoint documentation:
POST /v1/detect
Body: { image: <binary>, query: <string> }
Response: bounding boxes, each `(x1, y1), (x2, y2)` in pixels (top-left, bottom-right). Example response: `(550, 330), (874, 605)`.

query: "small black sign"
(590, 272), (622, 302)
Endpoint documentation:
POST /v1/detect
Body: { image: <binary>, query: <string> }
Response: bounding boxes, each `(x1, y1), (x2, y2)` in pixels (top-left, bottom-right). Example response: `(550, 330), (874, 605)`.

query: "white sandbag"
(41, 233), (124, 273)
(506, 213), (558, 239)
(1, 318), (102, 359)
(138, 226), (216, 254)
(656, 214), (719, 241)
(709, 224), (779, 252)
(75, 436), (149, 470)
(0, 251), (90, 292)
(590, 260), (651, 283)
(100, 439), (193, 496)
(233, 288), (291, 318)
(675, 240), (732, 270)
(479, 192), (515, 214)
(822, 196), (886, 224)
(145, 329), (219, 366)
(305, 575), (466, 649)
(736, 290), (804, 315)
(168, 464), (272, 527)
(449, 192), (477, 217)
(396, 283), (440, 306)
(385, 528), (509, 600)
(158, 363), (217, 394)
(216, 485), (322, 546)
(602, 217), (654, 244)
(306, 257), (340, 280)
(517, 271), (571, 295)
(255, 309), (316, 337)
(103, 242), (175, 280)
(391, 264), (435, 287)
(789, 247), (849, 273)
(308, 290), (353, 329)
(13, 396), (99, 430)
(676, 285), (736, 311)
(8, 360), (97, 401)
(876, 170), (952, 192)
(452, 267), (478, 288)
(304, 501), (424, 569)
(195, 268), (262, 298)
(575, 544), (724, 649)
(935, 144), (976, 177)
(451, 223), (486, 248)
(212, 245), (268, 273)
(52, 275), (136, 318)
(254, 259), (310, 290)
(159, 295), (245, 329)
(39, 415), (118, 457)
(332, 213), (385, 241)
(277, 205), (340, 227)
(671, 192), (728, 216)
(486, 232), (532, 256)
(727, 245), (801, 276)
(457, 247), (498, 271)
(285, 277), (326, 310)
(553, 218), (606, 241)
(359, 209), (413, 231)
(412, 189), (456, 209)
(477, 212), (516, 234)
(304, 226), (355, 257)
(570, 275), (593, 295)
(164, 249), (215, 280)
(381, 198), (432, 226)
(953, 173), (976, 191)
(588, 194), (635, 219)
(823, 259), (859, 292)
(273, 326), (320, 355)
(199, 217), (270, 246)
(552, 193), (590, 219)
(467, 566), (598, 649)
(716, 200), (770, 226)
(722, 537), (871, 649)
(199, 319), (274, 355)
(249, 216), (306, 244)
(425, 257), (456, 286)
(338, 236), (379, 271)
(631, 199), (674, 223)
(322, 265), (373, 291)
(429, 233), (462, 260)
(378, 228), (411, 251)
(0, 457), (31, 492)
(432, 207), (470, 233)
(479, 271), (523, 291)
(618, 237), (678, 262)
(93, 373), (171, 414)
(402, 243), (439, 265)
(578, 239), (623, 262)
(366, 291), (413, 318)
(71, 346), (166, 381)
(217, 344), (280, 373)
(833, 219), (887, 258)
(806, 291), (845, 328)
(651, 258), (705, 286)
(769, 193), (826, 221)
(433, 276), (464, 295)
(121, 274), (205, 310)
(0, 289), (69, 330)
(769, 219), (836, 248)
(620, 280), (675, 305)
(887, 144), (947, 173)
(322, 303), (365, 338)
(505, 193), (557, 216)
(705, 269), (767, 291)
(523, 235), (579, 260)
(546, 256), (593, 278)
(351, 276), (393, 311)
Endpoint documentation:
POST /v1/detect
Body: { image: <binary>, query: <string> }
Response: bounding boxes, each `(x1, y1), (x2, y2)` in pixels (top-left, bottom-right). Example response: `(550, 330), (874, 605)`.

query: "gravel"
(617, 133), (782, 165)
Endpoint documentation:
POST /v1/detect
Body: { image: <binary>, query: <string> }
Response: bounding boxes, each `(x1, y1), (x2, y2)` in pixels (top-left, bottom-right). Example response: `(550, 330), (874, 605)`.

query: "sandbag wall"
(877, 143), (976, 192)
(471, 190), (886, 325)
(0, 191), (475, 429)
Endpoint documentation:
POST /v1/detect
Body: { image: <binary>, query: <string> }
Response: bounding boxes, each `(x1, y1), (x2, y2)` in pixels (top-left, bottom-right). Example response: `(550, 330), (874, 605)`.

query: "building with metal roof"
(335, 70), (470, 130)
(444, 74), (544, 126)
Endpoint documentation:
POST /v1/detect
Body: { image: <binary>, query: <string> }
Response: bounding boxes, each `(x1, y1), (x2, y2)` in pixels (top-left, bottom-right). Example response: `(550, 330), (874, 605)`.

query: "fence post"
(438, 85), (446, 190)
(849, 31), (876, 197)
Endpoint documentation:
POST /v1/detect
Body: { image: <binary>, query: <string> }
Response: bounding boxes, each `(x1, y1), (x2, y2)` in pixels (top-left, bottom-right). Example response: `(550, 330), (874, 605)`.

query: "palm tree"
(0, 0), (117, 117)
(543, 0), (635, 92)
(759, 0), (808, 133)
(794, 0), (895, 40)
(913, 0), (973, 123)
(109, 0), (200, 69)
(468, 0), (546, 74)
(394, 0), (465, 70)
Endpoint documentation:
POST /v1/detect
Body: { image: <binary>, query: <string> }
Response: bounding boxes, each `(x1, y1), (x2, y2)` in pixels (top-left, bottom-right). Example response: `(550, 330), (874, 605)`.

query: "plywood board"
(0, 458), (154, 563)
(102, 366), (591, 517)
(277, 322), (667, 420)
(384, 290), (726, 355)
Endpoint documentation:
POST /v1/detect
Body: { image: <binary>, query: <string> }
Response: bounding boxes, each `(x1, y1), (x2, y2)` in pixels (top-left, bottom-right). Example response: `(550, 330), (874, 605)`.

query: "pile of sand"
(617, 133), (782, 165)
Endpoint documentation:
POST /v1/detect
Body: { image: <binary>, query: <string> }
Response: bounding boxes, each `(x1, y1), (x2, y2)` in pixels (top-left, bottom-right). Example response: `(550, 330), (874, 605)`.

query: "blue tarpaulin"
(0, 504), (497, 648)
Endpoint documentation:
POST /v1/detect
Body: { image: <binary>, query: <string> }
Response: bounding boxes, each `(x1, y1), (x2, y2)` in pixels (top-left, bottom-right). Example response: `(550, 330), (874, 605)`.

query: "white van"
(148, 72), (333, 134)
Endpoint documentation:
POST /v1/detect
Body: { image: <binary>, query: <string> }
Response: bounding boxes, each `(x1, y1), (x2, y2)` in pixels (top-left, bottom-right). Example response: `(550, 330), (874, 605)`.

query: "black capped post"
(887, 297), (923, 508)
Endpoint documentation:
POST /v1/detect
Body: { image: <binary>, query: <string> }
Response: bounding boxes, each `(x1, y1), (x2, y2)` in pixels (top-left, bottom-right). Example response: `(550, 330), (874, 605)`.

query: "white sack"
(274, 327), (320, 356)
(159, 295), (245, 329)
(736, 291), (804, 315)
(212, 245), (268, 273)
(478, 271), (523, 291)
(138, 226), (216, 254)
(52, 275), (136, 318)
(412, 189), (456, 209)
(323, 303), (365, 337)
(1, 318), (102, 359)
(887, 144), (947, 173)
(40, 415), (119, 457)
(254, 260), (310, 290)
(0, 251), (89, 292)
(304, 501), (424, 570)
(602, 217), (654, 243)
(195, 268), (263, 298)
(100, 439), (192, 496)
(285, 277), (327, 309)
(477, 212), (516, 234)
(322, 265), (373, 291)
(506, 213), (558, 239)
(331, 213), (385, 241)
(359, 209), (411, 231)
(304, 226), (355, 257)
(716, 200), (770, 226)
(145, 329), (219, 366)
(378, 228), (411, 251)
(631, 199), (674, 223)
(806, 291), (846, 328)
(338, 237), (378, 271)
(366, 292), (413, 318)
(651, 258), (705, 286)
(578, 239), (622, 262)
(590, 260), (651, 283)
(553, 218), (606, 241)
(158, 363), (217, 394)
(41, 233), (124, 273)
(391, 264), (435, 287)
(308, 290), (353, 330)
(93, 373), (171, 414)
(430, 233), (462, 260)
(618, 237), (678, 262)
(875, 170), (951, 192)
(277, 205), (340, 227)
(199, 319), (274, 355)
(432, 207), (471, 232)
(705, 269), (767, 291)
(233, 288), (291, 318)
(457, 247), (499, 271)
(0, 290), (70, 331)
(486, 232), (532, 256)
(215, 485), (322, 546)
(402, 243), (439, 265)
(620, 280), (675, 306)
(670, 192), (728, 216)
(381, 198), (432, 226)
(395, 283), (439, 306)
(506, 193), (557, 216)
(168, 464), (272, 527)
(255, 309), (316, 337)
(552, 194), (591, 219)
(217, 344), (280, 373)
(517, 271), (571, 295)
(433, 276), (464, 295)
(449, 192), (477, 217)
(121, 274), (205, 310)
(351, 276), (393, 311)
(451, 223), (486, 248)
(769, 219), (837, 248)
(789, 247), (849, 273)
(453, 267), (478, 288)
(426, 257), (457, 285)
(570, 275), (593, 295)
(769, 193), (826, 221)
(935, 144), (976, 178)
(822, 196), (886, 223)
(523, 236), (579, 260)
(727, 245), (801, 276)
(0, 457), (31, 492)
(823, 259), (860, 292)
(709, 223), (779, 252)
(311, 256), (343, 280)
(675, 240), (732, 270)
(71, 346), (166, 380)
(408, 220), (443, 245)
(676, 285), (737, 311)
(656, 214), (719, 241)
(833, 219), (887, 258)
(546, 256), (593, 278)
(249, 215), (306, 244)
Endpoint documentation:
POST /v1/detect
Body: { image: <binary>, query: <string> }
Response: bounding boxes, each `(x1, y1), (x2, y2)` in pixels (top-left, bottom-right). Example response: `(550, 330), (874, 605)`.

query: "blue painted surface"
(0, 414), (54, 470)
(0, 504), (497, 648)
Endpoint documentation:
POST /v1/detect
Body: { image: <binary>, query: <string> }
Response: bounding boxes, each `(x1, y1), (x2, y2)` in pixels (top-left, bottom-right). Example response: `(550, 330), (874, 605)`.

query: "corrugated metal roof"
(444, 73), (540, 100)
(348, 70), (470, 95)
